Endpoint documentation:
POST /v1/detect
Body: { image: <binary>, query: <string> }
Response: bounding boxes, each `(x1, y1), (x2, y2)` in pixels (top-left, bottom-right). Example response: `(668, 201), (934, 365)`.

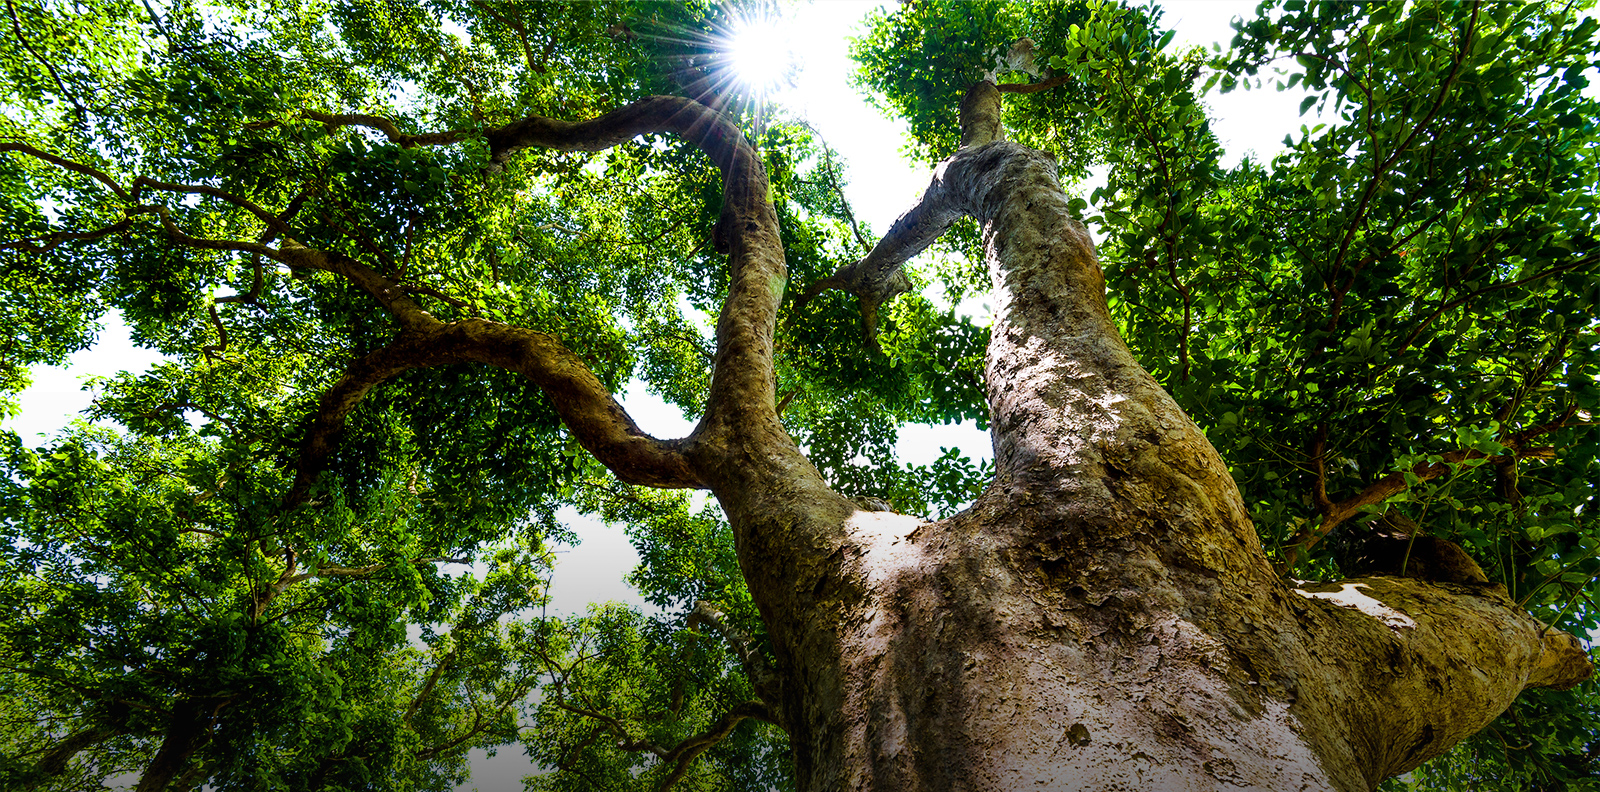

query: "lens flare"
(727, 17), (794, 94)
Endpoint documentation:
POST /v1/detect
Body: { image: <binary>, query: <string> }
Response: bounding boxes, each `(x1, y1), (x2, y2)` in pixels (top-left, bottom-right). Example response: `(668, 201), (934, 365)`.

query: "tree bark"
(706, 82), (1591, 791)
(254, 88), (1589, 791)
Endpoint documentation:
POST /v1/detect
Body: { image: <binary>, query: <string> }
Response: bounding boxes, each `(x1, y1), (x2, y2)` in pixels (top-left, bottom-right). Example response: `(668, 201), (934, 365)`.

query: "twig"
(5, 0), (86, 125)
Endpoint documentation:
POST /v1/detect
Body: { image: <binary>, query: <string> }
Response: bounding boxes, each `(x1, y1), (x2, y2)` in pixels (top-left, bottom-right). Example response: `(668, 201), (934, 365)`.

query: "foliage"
(2, 0), (1598, 787)
(0, 0), (989, 786)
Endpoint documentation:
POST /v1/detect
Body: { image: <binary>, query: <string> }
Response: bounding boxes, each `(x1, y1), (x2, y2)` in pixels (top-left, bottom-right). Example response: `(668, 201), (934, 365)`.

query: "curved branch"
(656, 701), (773, 790)
(466, 97), (789, 450)
(272, 97), (788, 453)
(287, 320), (704, 511)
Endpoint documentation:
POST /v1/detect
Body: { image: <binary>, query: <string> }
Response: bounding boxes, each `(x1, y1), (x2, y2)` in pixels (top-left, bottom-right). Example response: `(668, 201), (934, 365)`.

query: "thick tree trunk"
(708, 83), (1591, 791)
(364, 88), (1589, 791)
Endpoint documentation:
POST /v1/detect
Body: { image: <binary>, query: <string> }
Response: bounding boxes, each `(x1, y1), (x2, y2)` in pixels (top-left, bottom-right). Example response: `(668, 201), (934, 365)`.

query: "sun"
(724, 14), (797, 96)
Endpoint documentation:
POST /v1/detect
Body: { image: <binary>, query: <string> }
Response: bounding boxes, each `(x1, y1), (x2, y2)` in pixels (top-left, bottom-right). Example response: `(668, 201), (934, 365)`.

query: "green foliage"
(0, 0), (993, 785)
(6, 0), (1600, 787)
(0, 378), (556, 791)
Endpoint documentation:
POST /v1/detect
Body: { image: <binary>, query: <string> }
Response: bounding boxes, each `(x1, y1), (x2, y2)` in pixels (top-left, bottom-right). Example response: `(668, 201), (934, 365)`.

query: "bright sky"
(3, 2), (1325, 788)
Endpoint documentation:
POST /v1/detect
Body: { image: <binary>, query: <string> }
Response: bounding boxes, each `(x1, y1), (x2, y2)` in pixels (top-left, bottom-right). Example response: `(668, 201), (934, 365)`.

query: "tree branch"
(286, 321), (705, 512)
(19, 725), (123, 781)
(469, 1), (541, 73)
(553, 701), (665, 756)
(4, 0), (86, 125)
(1284, 414), (1585, 567)
(301, 110), (470, 148)
(0, 142), (128, 198)
(686, 600), (781, 718)
(0, 215), (138, 251)
(792, 82), (1004, 347)
(656, 701), (774, 791)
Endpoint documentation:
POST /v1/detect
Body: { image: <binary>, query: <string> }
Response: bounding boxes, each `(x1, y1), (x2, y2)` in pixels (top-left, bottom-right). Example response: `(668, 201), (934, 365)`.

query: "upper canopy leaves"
(0, 0), (993, 786)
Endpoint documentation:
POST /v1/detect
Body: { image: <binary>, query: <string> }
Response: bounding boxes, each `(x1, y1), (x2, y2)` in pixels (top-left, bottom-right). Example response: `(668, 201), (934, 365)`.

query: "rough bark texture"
(705, 83), (1590, 791)
(269, 89), (1590, 791)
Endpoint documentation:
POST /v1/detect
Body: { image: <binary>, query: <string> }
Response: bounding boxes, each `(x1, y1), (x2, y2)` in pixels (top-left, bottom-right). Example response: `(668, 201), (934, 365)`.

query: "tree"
(1, 0), (1598, 789)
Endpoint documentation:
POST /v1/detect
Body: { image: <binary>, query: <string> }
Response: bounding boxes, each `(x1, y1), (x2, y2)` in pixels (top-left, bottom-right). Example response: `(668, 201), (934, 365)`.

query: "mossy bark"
(703, 82), (1590, 791)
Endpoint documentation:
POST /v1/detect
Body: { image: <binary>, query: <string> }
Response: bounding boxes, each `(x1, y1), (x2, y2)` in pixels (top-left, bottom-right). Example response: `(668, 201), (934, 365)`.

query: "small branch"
(0, 142), (129, 198)
(656, 701), (774, 791)
(789, 80), (1006, 348)
(317, 206), (397, 273)
(1162, 249), (1192, 382)
(405, 648), (455, 726)
(774, 387), (798, 417)
(554, 729), (605, 773)
(403, 282), (473, 311)
(0, 144), (312, 259)
(470, 1), (541, 73)
(143, 205), (283, 259)
(272, 240), (436, 329)
(553, 701), (665, 757)
(1310, 424), (1334, 513)
(260, 556), (472, 616)
(301, 110), (469, 148)
(201, 302), (230, 361)
(129, 176), (298, 238)
(215, 253), (267, 305)
(686, 600), (781, 718)
(5, 0), (86, 125)
(0, 216), (138, 251)
(1394, 255), (1594, 360)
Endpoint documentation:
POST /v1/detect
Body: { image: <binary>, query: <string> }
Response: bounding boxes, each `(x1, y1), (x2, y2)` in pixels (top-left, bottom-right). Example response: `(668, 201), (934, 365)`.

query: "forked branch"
(791, 82), (1005, 344)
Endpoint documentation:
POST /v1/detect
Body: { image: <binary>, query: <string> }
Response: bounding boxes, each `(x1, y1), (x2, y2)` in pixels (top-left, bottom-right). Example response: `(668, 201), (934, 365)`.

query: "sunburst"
(635, 2), (800, 139)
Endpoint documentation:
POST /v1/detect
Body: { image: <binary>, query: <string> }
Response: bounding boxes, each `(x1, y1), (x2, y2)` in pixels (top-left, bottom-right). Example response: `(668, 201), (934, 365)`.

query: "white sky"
(2, 2), (1327, 788)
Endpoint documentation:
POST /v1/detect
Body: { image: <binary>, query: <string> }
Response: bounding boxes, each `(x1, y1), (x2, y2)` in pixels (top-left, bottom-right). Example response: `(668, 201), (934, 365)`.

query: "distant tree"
(1, 0), (1596, 790)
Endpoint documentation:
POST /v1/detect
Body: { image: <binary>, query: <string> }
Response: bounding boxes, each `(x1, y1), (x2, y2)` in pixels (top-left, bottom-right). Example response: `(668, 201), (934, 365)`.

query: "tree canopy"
(1, 0), (1597, 790)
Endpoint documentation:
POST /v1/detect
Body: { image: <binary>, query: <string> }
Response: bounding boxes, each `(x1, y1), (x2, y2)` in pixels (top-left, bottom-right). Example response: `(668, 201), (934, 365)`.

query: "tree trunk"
(709, 82), (1591, 791)
(135, 697), (222, 792)
(283, 86), (1590, 791)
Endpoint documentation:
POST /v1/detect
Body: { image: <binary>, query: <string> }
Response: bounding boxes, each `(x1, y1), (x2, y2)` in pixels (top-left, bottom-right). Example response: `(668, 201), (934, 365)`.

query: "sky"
(0, 1), (1325, 788)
